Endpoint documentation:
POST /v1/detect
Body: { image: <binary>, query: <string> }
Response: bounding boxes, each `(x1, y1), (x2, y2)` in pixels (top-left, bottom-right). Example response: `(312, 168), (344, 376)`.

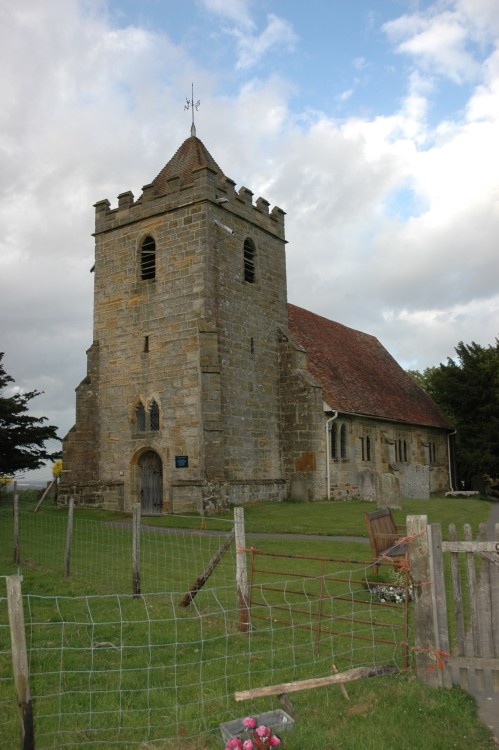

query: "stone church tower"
(60, 132), (297, 512)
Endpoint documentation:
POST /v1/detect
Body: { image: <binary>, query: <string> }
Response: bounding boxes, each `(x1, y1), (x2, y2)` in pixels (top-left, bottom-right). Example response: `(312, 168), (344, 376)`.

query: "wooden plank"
(448, 524), (465, 656)
(492, 524), (499, 661)
(447, 656), (499, 670)
(476, 524), (493, 661)
(442, 541), (499, 553)
(234, 664), (398, 701)
(408, 515), (444, 687)
(428, 523), (452, 687)
(6, 575), (35, 750)
(476, 523), (496, 694)
(464, 524), (480, 656)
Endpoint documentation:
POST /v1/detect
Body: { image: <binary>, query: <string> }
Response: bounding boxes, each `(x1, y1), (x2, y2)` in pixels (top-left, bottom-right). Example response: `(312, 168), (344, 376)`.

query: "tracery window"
(135, 402), (146, 432)
(149, 400), (160, 431)
(134, 399), (160, 432)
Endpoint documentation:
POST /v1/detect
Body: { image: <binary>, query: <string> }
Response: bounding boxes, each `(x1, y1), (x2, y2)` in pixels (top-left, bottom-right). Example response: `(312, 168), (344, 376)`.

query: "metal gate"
(139, 450), (163, 515)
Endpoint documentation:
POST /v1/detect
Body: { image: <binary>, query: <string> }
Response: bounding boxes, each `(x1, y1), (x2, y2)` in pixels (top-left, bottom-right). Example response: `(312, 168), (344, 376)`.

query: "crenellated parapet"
(93, 164), (285, 240)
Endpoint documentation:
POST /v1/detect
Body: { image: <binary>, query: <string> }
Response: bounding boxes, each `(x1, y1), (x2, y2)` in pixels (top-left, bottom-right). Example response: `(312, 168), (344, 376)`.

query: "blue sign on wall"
(175, 455), (189, 468)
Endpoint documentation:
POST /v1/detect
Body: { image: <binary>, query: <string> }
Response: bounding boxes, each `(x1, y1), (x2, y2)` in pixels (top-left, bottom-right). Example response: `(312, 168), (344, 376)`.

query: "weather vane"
(185, 83), (200, 137)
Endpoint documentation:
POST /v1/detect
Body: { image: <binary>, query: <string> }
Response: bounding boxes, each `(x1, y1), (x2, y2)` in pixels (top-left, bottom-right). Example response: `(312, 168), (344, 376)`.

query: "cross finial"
(185, 83), (200, 137)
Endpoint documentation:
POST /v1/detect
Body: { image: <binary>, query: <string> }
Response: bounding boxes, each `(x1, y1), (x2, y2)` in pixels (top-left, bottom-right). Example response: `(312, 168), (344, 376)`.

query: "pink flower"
(269, 736), (281, 746)
(256, 725), (271, 738)
(242, 740), (254, 750)
(225, 738), (242, 750)
(242, 717), (257, 729)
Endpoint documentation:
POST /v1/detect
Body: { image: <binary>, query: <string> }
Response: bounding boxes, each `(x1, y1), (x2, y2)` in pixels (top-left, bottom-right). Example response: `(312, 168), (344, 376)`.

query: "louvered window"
(243, 238), (255, 283)
(140, 235), (156, 280)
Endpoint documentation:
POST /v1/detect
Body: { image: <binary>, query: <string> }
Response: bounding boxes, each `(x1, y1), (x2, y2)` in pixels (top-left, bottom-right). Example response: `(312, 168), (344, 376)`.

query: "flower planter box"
(220, 709), (294, 743)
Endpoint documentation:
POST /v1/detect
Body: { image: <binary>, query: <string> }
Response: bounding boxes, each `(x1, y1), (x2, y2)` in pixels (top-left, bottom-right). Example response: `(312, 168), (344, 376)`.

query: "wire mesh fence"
(0, 497), (409, 748)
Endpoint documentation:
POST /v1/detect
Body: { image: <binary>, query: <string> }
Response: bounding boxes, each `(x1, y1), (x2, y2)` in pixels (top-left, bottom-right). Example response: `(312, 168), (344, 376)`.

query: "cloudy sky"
(1, 0), (498, 481)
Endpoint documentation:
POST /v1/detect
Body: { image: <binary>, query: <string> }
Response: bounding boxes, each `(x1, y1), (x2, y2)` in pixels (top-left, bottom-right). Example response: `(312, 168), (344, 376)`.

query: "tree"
(410, 340), (499, 488)
(0, 352), (60, 475)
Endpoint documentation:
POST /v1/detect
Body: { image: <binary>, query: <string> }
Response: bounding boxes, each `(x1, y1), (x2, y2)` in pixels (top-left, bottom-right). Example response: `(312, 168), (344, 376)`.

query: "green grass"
(137, 495), (493, 540)
(18, 492), (492, 539)
(0, 493), (496, 749)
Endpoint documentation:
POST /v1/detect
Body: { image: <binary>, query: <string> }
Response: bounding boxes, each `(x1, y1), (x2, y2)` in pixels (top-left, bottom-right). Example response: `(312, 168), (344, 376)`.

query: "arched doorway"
(139, 450), (163, 515)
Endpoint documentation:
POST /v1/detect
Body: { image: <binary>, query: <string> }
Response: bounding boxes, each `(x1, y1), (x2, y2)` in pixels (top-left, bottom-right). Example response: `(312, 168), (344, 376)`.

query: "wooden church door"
(139, 451), (163, 515)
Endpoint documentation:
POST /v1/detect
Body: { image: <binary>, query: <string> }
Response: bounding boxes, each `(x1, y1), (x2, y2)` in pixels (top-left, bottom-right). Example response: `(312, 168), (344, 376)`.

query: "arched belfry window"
(243, 237), (256, 283)
(140, 235), (156, 280)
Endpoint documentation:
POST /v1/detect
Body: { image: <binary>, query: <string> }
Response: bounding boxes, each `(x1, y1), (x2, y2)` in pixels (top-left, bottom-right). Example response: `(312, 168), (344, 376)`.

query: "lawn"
(0, 493), (496, 749)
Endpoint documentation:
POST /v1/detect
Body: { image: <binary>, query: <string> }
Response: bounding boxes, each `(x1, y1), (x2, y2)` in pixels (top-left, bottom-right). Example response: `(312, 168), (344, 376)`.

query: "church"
(60, 128), (454, 513)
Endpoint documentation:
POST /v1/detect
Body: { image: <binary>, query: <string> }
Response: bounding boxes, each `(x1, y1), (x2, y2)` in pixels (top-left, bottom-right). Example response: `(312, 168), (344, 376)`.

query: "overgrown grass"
(0, 493), (496, 749)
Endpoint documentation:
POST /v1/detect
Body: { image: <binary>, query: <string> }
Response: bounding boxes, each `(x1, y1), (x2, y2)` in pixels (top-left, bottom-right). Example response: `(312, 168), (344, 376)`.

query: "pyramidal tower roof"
(152, 135), (225, 194)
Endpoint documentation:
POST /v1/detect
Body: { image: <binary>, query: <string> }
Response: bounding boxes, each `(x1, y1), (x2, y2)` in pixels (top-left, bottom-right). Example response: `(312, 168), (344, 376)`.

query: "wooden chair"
(364, 508), (407, 572)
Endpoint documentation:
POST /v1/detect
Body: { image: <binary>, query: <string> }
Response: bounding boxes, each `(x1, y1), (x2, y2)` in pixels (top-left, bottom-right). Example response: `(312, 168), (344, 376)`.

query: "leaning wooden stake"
(63, 497), (74, 578)
(332, 663), (350, 701)
(6, 575), (34, 750)
(179, 530), (235, 607)
(34, 478), (56, 513)
(132, 503), (141, 598)
(235, 664), (398, 702)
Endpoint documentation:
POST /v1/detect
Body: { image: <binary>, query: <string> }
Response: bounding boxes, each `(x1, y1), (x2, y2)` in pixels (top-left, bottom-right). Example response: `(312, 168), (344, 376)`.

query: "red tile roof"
(287, 304), (451, 429)
(152, 136), (225, 193)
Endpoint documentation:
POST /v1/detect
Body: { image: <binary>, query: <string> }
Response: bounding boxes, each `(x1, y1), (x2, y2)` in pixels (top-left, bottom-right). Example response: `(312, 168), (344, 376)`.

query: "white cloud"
(200, 0), (255, 30)
(199, 0), (297, 69)
(1, 0), (499, 482)
(383, 7), (482, 84)
(231, 13), (298, 70)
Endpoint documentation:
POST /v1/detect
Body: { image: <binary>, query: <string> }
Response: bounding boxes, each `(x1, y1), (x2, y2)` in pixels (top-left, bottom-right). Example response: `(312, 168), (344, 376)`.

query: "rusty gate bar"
(247, 546), (409, 663)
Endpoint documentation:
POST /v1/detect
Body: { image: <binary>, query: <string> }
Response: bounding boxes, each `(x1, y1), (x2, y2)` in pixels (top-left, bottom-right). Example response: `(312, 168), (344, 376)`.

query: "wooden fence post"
(64, 497), (74, 578)
(34, 478), (56, 513)
(6, 575), (35, 750)
(133, 503), (141, 597)
(427, 522), (452, 687)
(234, 507), (250, 632)
(13, 481), (20, 565)
(407, 515), (451, 688)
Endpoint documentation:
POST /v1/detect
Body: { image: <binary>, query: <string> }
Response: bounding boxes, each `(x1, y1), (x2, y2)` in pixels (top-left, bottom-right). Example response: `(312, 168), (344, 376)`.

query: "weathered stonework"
(60, 134), (452, 512)
(60, 136), (296, 512)
(327, 417), (450, 503)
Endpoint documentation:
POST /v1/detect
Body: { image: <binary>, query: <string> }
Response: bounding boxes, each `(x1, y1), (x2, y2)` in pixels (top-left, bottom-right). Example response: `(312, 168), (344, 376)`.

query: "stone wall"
(327, 416), (450, 501)
(61, 156), (290, 512)
(279, 330), (326, 500)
